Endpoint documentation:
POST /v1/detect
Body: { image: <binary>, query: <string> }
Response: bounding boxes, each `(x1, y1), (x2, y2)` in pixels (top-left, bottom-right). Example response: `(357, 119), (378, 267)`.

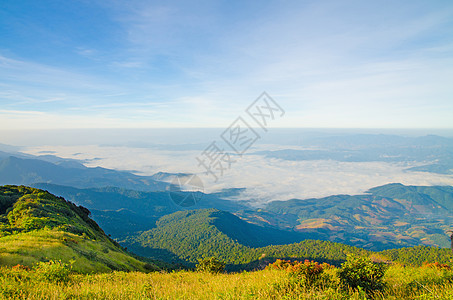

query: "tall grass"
(0, 230), (150, 273)
(1, 263), (453, 299)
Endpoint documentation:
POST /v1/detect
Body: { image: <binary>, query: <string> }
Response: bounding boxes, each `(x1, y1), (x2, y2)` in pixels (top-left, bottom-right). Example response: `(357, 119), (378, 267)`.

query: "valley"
(1, 140), (453, 299)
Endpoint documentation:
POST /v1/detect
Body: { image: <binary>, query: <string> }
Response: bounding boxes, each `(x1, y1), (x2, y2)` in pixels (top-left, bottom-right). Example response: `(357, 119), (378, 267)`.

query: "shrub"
(422, 262), (451, 270)
(338, 255), (387, 292)
(34, 260), (72, 283)
(144, 263), (157, 271)
(266, 259), (293, 270)
(196, 257), (225, 274)
(11, 264), (31, 271)
(287, 260), (326, 287)
(1, 265), (32, 282)
(267, 259), (332, 287)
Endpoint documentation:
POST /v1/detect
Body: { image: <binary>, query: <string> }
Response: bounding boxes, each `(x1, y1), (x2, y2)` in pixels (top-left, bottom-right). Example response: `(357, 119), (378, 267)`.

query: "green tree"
(196, 257), (225, 274)
(338, 255), (387, 292)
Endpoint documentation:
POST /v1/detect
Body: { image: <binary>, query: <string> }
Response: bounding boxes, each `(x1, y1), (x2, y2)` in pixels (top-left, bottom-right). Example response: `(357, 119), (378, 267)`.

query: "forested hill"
(126, 208), (366, 268)
(30, 183), (248, 238)
(0, 185), (155, 273)
(1, 187), (451, 272)
(239, 183), (453, 250)
(32, 182), (453, 250)
(126, 208), (452, 270)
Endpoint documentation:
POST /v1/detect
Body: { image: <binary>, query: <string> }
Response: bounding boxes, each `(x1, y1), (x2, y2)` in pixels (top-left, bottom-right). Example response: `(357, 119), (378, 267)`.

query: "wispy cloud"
(1, 0), (453, 128)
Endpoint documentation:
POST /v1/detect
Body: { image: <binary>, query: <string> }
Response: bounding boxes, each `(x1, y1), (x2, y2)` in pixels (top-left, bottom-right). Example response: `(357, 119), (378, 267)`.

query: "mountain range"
(253, 134), (453, 175)
(3, 186), (449, 272)
(0, 155), (169, 191)
(125, 208), (452, 270)
(1, 147), (453, 250)
(0, 141), (452, 270)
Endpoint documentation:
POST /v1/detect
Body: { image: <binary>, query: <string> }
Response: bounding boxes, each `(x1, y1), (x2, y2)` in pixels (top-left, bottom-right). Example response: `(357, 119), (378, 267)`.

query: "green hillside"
(0, 185), (156, 273)
(27, 182), (453, 253)
(127, 209), (253, 266)
(31, 183), (247, 239)
(128, 208), (321, 266)
(368, 183), (453, 211)
(126, 208), (452, 270)
(240, 183), (453, 250)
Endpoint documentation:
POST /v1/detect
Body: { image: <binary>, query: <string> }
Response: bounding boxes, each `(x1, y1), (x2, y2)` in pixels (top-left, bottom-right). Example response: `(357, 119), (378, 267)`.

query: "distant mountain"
(1, 148), (452, 252)
(0, 155), (170, 191)
(150, 171), (194, 181)
(252, 134), (453, 175)
(30, 154), (88, 169)
(406, 162), (453, 175)
(126, 208), (452, 270)
(0, 185), (155, 272)
(0, 150), (30, 160)
(2, 185), (450, 271)
(31, 183), (248, 239)
(33, 182), (453, 251)
(367, 184), (453, 211)
(299, 134), (453, 149)
(238, 183), (453, 250)
(0, 143), (22, 153)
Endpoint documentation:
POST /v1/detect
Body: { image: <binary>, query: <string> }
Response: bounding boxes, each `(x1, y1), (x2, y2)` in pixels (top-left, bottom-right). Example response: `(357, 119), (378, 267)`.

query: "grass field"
(1, 262), (453, 299)
(0, 229), (153, 273)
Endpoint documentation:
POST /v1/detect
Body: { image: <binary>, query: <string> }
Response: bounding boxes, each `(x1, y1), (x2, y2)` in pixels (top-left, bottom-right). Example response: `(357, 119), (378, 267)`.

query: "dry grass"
(0, 230), (150, 273)
(1, 264), (453, 299)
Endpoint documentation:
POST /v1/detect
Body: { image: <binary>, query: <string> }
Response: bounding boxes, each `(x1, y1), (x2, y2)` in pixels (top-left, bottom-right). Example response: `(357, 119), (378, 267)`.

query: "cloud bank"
(23, 144), (453, 206)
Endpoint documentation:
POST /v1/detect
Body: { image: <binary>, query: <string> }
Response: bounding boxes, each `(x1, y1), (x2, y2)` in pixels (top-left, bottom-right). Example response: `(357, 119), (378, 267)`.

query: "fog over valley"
(5, 128), (452, 205)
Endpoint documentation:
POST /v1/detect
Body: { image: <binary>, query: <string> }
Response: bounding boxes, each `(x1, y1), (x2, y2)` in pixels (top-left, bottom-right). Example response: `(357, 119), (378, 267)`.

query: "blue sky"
(1, 0), (452, 129)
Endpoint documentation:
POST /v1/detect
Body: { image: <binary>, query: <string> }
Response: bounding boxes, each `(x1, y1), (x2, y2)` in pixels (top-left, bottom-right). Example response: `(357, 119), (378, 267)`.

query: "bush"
(0, 265), (32, 283)
(11, 264), (31, 271)
(144, 263), (157, 272)
(267, 259), (332, 288)
(287, 260), (326, 287)
(196, 257), (225, 274)
(266, 259), (293, 270)
(34, 260), (72, 283)
(338, 255), (387, 292)
(422, 262), (451, 270)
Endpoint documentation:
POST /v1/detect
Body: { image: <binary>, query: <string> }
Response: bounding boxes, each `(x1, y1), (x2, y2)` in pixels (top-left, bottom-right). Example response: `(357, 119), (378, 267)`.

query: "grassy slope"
(0, 230), (149, 273)
(0, 185), (155, 273)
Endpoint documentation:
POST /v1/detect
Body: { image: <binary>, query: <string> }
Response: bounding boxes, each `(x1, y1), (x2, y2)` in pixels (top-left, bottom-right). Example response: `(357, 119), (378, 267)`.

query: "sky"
(1, 0), (453, 130)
